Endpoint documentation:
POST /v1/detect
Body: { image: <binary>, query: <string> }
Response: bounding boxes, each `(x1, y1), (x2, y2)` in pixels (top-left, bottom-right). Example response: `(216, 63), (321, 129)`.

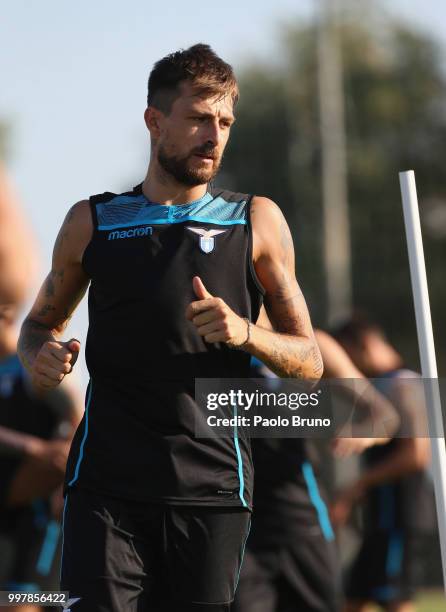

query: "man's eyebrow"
(189, 109), (236, 123)
(189, 109), (214, 117)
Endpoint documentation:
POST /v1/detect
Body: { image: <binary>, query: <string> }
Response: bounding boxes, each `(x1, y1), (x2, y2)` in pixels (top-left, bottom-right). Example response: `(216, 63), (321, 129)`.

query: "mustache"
(191, 146), (218, 160)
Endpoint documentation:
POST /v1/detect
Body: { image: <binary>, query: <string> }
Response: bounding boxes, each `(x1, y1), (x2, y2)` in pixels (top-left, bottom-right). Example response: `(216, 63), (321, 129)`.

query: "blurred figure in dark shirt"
(233, 310), (398, 612)
(331, 314), (436, 612)
(0, 167), (82, 612)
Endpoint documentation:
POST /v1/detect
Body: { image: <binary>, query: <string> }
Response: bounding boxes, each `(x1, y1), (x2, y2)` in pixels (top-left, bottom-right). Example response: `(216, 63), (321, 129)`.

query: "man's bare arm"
(330, 437), (431, 528)
(186, 197), (321, 380)
(18, 200), (92, 388)
(315, 329), (400, 454)
(247, 197), (322, 379)
(330, 378), (431, 527)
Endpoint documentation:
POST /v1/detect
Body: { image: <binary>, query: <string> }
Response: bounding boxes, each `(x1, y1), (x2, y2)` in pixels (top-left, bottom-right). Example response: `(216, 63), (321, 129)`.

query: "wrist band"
(233, 317), (251, 350)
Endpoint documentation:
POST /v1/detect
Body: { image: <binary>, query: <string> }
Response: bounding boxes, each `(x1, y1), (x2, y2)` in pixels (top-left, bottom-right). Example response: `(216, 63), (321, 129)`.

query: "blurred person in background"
(330, 313), (436, 612)
(233, 316), (399, 612)
(0, 163), (37, 305)
(0, 167), (83, 612)
(0, 304), (82, 612)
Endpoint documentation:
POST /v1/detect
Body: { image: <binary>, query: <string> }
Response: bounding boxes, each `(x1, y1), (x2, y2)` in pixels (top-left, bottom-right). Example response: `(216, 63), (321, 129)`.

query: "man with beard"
(17, 44), (323, 611)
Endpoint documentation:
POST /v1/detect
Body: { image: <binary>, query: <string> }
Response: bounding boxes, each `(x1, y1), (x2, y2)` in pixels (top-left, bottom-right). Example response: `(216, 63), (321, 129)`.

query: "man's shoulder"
(88, 185), (138, 206)
(249, 195), (285, 229)
(208, 184), (252, 204)
(250, 195), (281, 213)
(207, 188), (282, 220)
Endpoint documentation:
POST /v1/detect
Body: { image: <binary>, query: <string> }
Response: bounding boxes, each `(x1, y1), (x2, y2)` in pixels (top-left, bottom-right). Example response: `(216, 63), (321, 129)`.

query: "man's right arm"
(18, 200), (93, 389)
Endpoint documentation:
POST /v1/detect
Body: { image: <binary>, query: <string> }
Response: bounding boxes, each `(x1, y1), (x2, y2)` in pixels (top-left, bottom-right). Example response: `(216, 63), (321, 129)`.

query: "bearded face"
(149, 83), (235, 188)
(157, 141), (222, 186)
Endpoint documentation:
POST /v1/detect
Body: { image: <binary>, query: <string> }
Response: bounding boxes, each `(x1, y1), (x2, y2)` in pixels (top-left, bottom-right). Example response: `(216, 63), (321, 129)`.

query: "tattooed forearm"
(274, 312), (306, 334)
(265, 289), (306, 333)
(269, 335), (302, 378)
(250, 200), (322, 379)
(17, 319), (56, 370)
(311, 346), (324, 377)
(37, 304), (56, 317)
(44, 268), (65, 298)
(273, 286), (303, 306)
(298, 343), (313, 362)
(252, 329), (322, 379)
(45, 274), (55, 297)
(257, 294), (323, 378)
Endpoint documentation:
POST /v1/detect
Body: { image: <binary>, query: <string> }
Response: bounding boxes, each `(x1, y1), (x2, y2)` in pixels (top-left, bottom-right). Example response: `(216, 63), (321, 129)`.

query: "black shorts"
(232, 528), (342, 612)
(0, 501), (62, 594)
(61, 486), (251, 611)
(345, 530), (432, 605)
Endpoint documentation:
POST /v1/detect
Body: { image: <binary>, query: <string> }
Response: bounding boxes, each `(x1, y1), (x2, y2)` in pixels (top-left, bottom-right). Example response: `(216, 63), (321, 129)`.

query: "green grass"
(369, 591), (446, 611)
(416, 591), (446, 612)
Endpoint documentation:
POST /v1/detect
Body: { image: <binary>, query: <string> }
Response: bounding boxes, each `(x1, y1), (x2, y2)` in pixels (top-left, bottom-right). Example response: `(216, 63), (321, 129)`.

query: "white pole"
(399, 170), (446, 593)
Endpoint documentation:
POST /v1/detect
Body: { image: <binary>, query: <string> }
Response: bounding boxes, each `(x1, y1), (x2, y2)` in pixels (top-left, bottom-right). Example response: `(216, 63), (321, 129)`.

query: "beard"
(157, 143), (221, 186)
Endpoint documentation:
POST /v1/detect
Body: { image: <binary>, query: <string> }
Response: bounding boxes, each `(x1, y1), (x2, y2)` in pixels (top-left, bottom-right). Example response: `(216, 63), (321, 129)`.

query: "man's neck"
(142, 162), (208, 206)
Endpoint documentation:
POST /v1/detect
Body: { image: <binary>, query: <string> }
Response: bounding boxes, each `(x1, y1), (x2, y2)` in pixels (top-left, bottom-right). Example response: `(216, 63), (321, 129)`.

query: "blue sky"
(1, 0), (445, 388)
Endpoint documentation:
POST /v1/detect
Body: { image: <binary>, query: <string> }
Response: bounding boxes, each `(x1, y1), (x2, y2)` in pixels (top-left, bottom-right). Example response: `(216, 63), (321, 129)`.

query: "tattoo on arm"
(18, 319), (55, 370)
(267, 333), (305, 378)
(17, 202), (90, 373)
(311, 346), (324, 377)
(37, 304), (56, 317)
(44, 269), (65, 298)
(265, 289), (306, 335)
(259, 214), (323, 379)
(45, 274), (55, 297)
(54, 207), (75, 253)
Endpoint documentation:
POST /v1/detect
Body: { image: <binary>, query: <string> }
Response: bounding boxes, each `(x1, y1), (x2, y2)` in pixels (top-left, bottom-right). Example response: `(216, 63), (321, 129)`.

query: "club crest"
(186, 227), (227, 253)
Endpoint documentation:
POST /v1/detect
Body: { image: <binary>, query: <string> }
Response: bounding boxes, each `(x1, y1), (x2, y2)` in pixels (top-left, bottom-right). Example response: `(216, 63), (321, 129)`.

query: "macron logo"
(107, 226), (153, 240)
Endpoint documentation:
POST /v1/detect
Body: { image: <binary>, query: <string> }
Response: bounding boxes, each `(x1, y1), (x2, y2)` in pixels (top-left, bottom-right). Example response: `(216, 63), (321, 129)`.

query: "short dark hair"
(331, 311), (384, 346)
(147, 43), (239, 113)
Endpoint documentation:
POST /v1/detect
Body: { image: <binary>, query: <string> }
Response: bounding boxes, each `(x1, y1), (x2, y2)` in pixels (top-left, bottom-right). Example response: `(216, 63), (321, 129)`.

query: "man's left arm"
(243, 196), (322, 379)
(187, 196), (322, 380)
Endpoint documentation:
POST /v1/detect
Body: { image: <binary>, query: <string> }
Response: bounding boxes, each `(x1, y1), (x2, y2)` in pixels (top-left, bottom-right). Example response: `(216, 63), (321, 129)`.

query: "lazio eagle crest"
(186, 227), (227, 253)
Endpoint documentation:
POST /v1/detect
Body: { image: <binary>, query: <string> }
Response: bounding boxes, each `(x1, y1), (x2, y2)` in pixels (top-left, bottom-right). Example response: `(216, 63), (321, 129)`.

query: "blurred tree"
(0, 122), (9, 160)
(222, 10), (446, 372)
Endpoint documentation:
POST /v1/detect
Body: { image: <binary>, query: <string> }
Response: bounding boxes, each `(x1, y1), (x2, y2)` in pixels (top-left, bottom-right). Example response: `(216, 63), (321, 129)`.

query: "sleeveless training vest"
(64, 183), (264, 508)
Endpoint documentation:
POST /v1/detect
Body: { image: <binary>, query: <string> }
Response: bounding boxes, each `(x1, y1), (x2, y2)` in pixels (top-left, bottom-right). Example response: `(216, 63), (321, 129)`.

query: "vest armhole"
(87, 195), (100, 230)
(246, 195), (266, 297)
(80, 197), (99, 274)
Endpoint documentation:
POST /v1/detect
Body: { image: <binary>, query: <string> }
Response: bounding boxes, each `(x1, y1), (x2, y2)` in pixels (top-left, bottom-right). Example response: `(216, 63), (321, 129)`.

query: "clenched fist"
(186, 276), (249, 348)
(31, 338), (80, 390)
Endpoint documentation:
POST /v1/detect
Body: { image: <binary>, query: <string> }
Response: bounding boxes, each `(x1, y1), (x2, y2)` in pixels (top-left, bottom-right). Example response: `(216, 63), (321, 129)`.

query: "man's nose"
(204, 120), (222, 146)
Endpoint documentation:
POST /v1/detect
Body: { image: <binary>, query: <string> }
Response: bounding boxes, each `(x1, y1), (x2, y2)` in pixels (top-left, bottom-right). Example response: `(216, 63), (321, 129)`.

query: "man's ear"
(144, 106), (163, 139)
